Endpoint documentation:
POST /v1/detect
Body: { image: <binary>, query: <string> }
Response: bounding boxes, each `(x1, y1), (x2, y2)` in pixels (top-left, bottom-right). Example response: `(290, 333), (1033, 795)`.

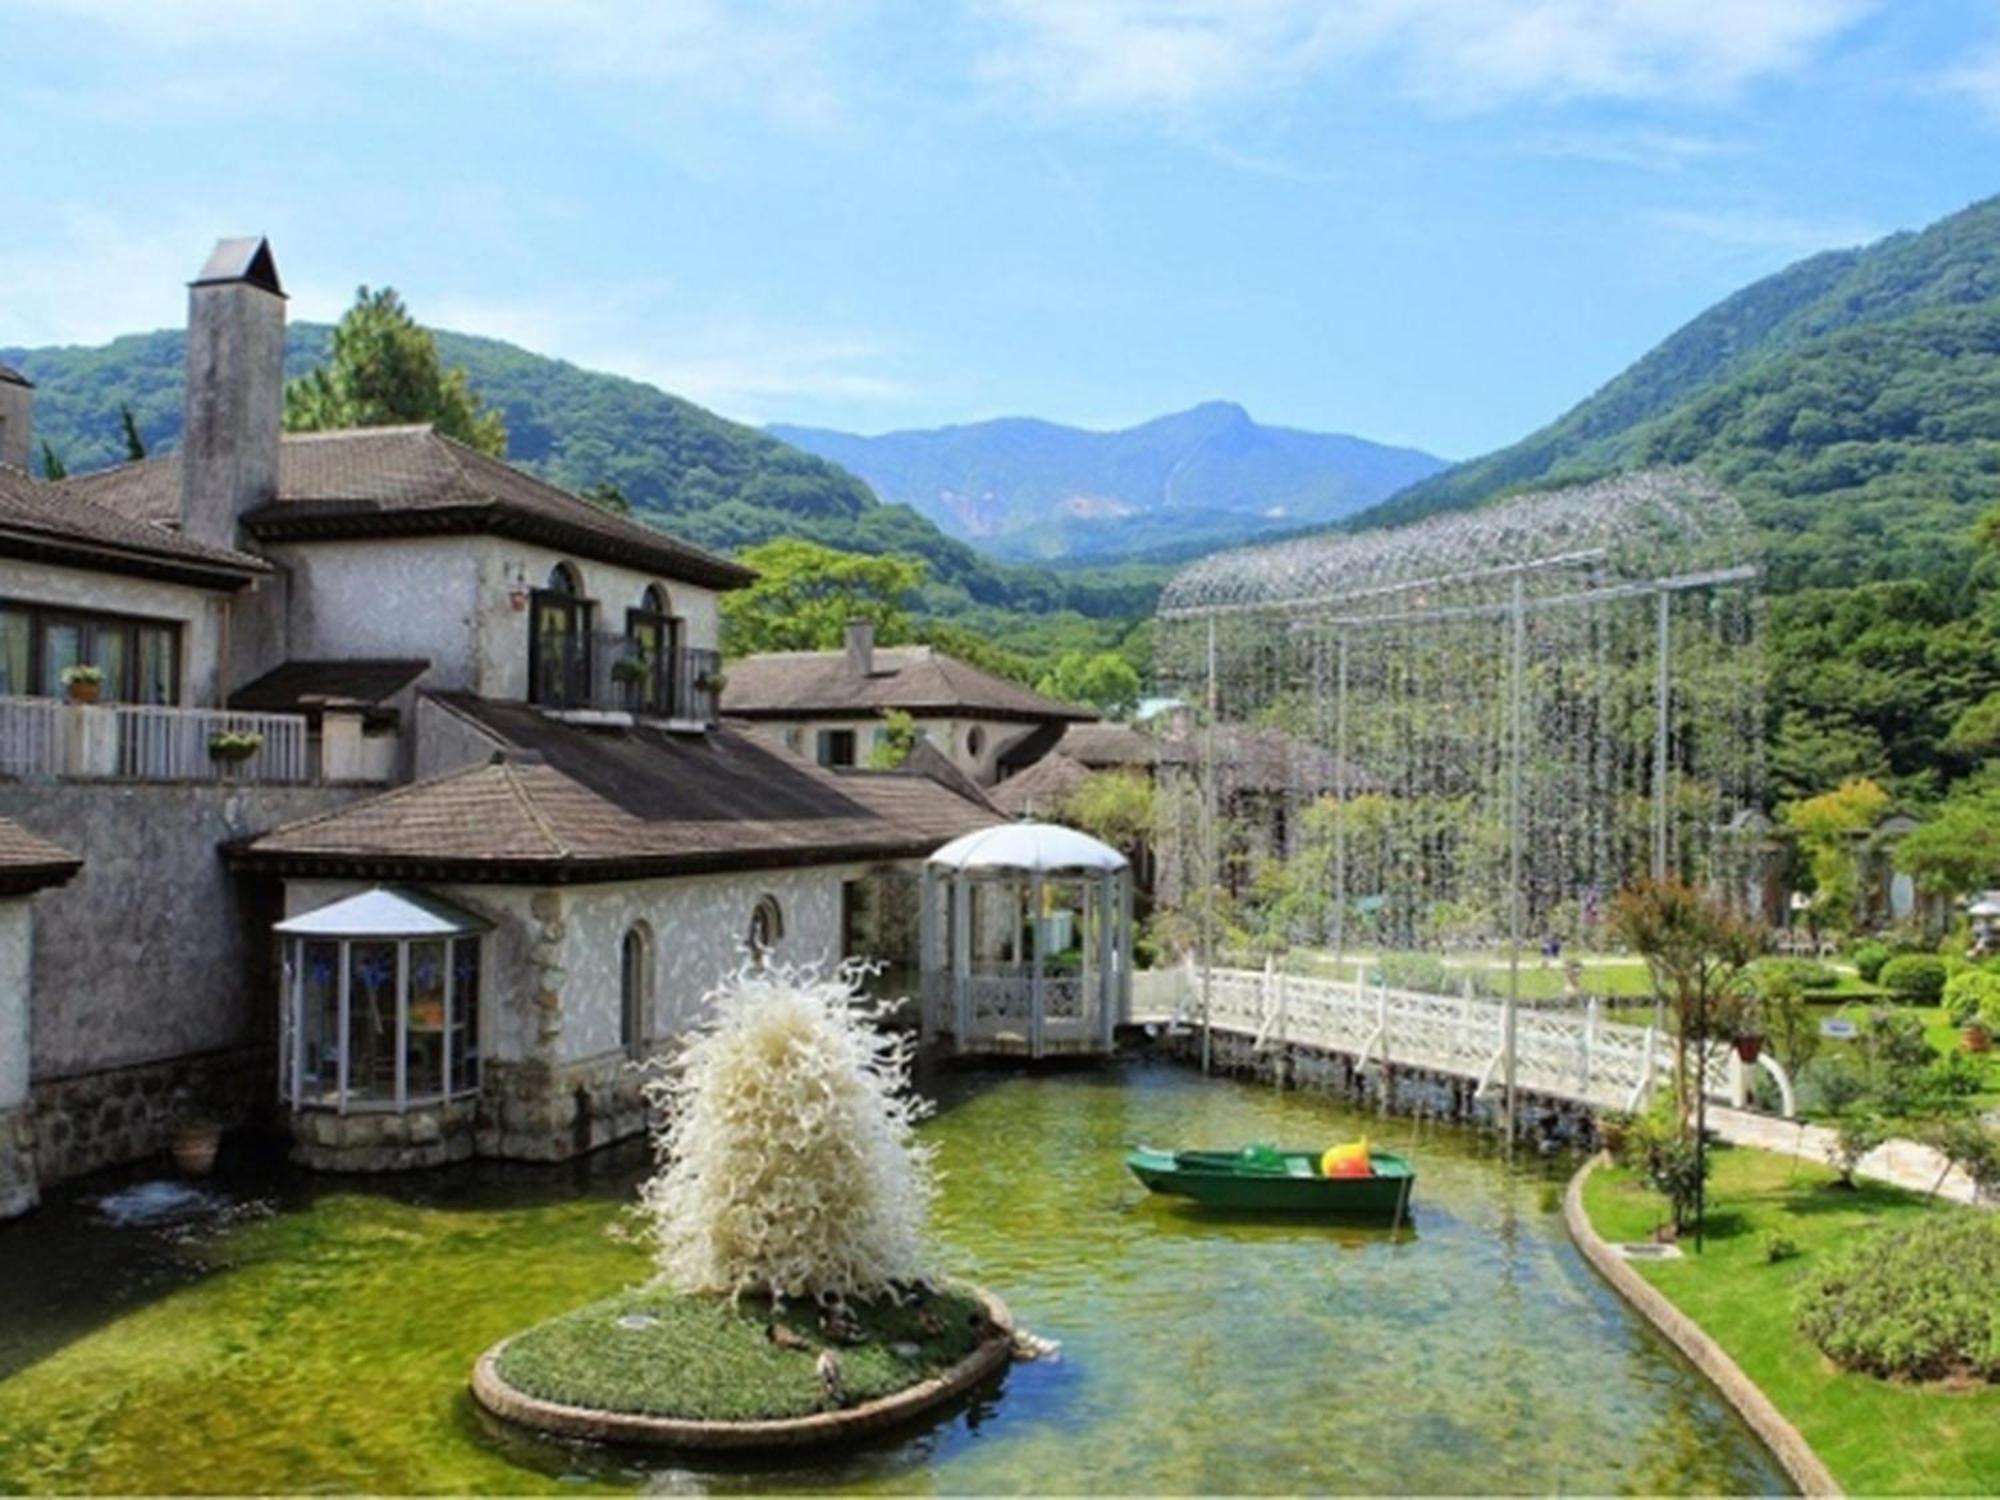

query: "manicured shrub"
(1826, 1112), (1885, 1188)
(1798, 1054), (1868, 1116)
(1762, 1230), (1801, 1264)
(1849, 939), (1893, 984)
(1943, 969), (2000, 1028)
(1799, 1214), (2000, 1380)
(1753, 957), (1840, 993)
(1376, 952), (1451, 995)
(1878, 954), (1948, 1006)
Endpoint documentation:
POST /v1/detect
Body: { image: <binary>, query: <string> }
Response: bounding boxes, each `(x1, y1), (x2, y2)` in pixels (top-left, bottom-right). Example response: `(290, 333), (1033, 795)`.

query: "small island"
(472, 964), (1016, 1449)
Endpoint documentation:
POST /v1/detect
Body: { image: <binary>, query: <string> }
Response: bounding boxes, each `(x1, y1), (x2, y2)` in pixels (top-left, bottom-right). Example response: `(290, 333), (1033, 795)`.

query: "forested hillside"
(3, 325), (1167, 670)
(1355, 194), (2000, 589)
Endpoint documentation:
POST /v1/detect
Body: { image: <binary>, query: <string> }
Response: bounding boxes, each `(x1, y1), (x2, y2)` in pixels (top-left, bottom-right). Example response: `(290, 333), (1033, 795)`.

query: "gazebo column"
(1029, 870), (1046, 1059)
(1097, 871), (1116, 1051)
(918, 864), (939, 1045)
(951, 873), (972, 1053)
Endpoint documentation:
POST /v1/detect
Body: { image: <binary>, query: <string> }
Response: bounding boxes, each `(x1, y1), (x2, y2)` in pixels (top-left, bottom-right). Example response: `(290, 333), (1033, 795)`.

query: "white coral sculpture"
(637, 963), (936, 1302)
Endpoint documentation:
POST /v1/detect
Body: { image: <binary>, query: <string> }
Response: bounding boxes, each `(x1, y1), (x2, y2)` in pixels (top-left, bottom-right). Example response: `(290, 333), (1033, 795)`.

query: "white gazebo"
(920, 822), (1132, 1058)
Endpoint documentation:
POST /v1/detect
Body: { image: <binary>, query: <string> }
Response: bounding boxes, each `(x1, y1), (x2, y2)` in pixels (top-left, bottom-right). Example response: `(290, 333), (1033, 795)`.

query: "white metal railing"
(1139, 962), (1684, 1111)
(0, 697), (313, 784)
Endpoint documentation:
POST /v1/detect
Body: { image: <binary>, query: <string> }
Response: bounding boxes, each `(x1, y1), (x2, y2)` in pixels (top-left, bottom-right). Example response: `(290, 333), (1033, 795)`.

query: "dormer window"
(529, 563), (593, 708)
(625, 584), (678, 718)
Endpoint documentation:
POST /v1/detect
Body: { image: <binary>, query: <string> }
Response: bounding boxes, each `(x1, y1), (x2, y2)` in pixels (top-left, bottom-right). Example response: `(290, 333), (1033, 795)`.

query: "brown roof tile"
(231, 659), (429, 718)
(237, 698), (1000, 882)
(990, 751), (1091, 818)
(0, 463), (266, 587)
(0, 817), (82, 892)
(723, 645), (1095, 724)
(60, 426), (753, 591)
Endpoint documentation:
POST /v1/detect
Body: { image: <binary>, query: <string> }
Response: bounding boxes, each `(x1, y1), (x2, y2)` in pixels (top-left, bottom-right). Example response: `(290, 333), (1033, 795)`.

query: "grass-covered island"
(475, 965), (1014, 1448)
(1583, 1145), (2000, 1495)
(495, 1284), (986, 1422)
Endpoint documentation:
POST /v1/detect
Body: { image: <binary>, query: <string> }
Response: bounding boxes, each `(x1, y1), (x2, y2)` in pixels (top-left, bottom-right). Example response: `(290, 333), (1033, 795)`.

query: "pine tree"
(118, 404), (146, 462)
(39, 441), (66, 480)
(283, 286), (507, 456)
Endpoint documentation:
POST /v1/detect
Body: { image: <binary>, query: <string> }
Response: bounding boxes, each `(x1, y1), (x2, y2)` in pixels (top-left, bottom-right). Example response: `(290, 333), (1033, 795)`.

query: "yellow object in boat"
(1321, 1138), (1372, 1178)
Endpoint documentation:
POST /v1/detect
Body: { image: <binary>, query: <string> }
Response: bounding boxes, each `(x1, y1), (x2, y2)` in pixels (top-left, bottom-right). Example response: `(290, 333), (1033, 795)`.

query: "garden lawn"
(498, 1285), (985, 1421)
(1582, 1145), (2000, 1495)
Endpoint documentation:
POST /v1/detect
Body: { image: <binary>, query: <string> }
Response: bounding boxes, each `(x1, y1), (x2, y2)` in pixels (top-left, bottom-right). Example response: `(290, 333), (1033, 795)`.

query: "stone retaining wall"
(1563, 1154), (1840, 1497)
(29, 1044), (268, 1189)
(0, 1104), (36, 1217)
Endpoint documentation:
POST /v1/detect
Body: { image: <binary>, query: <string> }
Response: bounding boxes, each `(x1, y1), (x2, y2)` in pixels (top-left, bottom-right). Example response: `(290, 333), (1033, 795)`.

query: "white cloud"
(1648, 205), (1881, 257)
(14, 0), (873, 133)
(1940, 48), (2000, 122)
(972, 0), (1876, 118)
(1514, 127), (1747, 173)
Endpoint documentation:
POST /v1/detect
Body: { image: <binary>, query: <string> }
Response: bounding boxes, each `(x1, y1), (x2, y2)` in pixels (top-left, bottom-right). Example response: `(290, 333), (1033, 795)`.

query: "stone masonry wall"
(29, 1043), (269, 1187)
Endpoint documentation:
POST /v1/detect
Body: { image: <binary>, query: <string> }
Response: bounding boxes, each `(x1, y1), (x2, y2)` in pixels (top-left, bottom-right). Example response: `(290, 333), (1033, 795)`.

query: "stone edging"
(1564, 1155), (1841, 1498)
(470, 1285), (1014, 1451)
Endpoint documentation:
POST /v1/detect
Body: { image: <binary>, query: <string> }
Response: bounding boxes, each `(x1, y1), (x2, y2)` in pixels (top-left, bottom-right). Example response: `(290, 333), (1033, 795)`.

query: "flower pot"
(1733, 1033), (1764, 1064)
(65, 680), (101, 705)
(172, 1121), (221, 1177)
(1963, 1024), (1992, 1054)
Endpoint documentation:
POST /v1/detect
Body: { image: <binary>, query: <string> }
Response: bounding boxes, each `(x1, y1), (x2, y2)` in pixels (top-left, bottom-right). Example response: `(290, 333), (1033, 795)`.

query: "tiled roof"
(0, 818), (82, 893)
(59, 426), (753, 591)
(237, 697), (1000, 881)
(1157, 725), (1381, 795)
(230, 659), (429, 718)
(0, 463), (266, 588)
(990, 751), (1091, 818)
(0, 365), (31, 388)
(723, 645), (1096, 724)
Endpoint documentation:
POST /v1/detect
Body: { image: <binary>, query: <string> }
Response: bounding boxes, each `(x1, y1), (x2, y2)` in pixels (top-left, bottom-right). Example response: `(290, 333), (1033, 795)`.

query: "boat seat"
(1286, 1159), (1315, 1178)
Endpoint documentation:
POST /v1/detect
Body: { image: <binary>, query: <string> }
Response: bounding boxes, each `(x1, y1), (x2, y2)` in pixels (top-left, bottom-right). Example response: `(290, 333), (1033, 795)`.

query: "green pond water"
(0, 1062), (1786, 1495)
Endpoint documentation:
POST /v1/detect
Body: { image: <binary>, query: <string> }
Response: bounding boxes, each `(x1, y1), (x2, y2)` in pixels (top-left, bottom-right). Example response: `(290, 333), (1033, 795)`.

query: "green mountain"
(770, 402), (1445, 564)
(1353, 194), (2000, 592)
(1, 325), (1167, 636)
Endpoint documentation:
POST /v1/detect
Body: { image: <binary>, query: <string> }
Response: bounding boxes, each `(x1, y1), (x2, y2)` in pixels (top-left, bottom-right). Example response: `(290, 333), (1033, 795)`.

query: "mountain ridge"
(769, 401), (1446, 563)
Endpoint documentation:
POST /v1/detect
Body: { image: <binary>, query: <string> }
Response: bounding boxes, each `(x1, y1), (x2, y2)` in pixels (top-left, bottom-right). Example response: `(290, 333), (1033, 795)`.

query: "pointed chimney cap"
(190, 237), (286, 298)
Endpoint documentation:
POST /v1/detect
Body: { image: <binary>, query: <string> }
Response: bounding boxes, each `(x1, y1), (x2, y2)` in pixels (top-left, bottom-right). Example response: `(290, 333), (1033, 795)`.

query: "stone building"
(722, 619), (1095, 785)
(0, 236), (999, 1210)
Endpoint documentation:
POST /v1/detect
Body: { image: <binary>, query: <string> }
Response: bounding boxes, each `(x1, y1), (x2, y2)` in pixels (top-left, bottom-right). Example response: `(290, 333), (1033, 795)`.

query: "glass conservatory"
(921, 822), (1133, 1058)
(275, 887), (488, 1112)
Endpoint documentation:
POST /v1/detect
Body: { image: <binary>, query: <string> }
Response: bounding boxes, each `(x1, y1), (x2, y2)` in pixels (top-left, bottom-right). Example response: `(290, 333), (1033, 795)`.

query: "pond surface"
(0, 1062), (1785, 1494)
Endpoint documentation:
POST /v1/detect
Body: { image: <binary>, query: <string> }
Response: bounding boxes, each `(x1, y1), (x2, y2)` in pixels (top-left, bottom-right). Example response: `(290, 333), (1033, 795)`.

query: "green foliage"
(1799, 1054), (1869, 1117)
(579, 480), (632, 515)
(1944, 691), (2000, 758)
(1376, 952), (1453, 994)
(283, 287), (506, 456)
(1943, 969), (2000, 1028)
(1035, 650), (1141, 717)
(720, 539), (924, 656)
(118, 403), (145, 462)
(38, 440), (64, 480)
(1799, 1213), (2000, 1380)
(1782, 778), (1890, 934)
(1850, 939), (1894, 984)
(1752, 958), (1839, 993)
(863, 710), (920, 770)
(1060, 769), (1155, 853)
(1879, 954), (1949, 1006)
(1611, 879), (1760, 1122)
(1827, 1113), (1885, 1187)
(1622, 1101), (1710, 1234)
(1762, 1230), (1801, 1265)
(1922, 1115), (2000, 1200)
(1896, 779), (2000, 898)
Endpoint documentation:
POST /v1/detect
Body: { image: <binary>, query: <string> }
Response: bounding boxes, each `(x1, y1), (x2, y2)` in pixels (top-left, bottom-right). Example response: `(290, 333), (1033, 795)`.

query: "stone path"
(1708, 1106), (1983, 1206)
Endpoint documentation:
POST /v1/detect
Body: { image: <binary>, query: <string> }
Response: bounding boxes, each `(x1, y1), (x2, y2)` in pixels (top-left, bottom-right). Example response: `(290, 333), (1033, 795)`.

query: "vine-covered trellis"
(1151, 471), (1765, 1117)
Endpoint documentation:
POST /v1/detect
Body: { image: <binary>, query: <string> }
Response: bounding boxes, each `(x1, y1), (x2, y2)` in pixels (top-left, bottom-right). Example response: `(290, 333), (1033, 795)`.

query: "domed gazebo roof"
(928, 821), (1127, 876)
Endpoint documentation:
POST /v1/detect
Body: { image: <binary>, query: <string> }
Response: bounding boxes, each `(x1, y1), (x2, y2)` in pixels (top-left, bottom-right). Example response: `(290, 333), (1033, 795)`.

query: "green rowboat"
(1126, 1145), (1416, 1220)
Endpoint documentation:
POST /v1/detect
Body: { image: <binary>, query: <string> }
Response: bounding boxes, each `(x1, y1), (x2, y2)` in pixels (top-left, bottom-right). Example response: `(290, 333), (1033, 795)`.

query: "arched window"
(625, 584), (676, 717)
(965, 725), (986, 760)
(531, 561), (592, 707)
(620, 923), (651, 1055)
(748, 894), (784, 967)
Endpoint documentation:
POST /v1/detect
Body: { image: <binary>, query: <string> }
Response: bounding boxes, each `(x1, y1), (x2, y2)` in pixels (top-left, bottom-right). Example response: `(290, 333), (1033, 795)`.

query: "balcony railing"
(0, 697), (315, 784)
(533, 635), (722, 725)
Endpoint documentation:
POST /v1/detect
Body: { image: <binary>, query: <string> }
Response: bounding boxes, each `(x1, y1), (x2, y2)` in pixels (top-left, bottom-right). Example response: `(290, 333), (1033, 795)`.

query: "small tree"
(638, 965), (935, 1302)
(720, 539), (925, 656)
(863, 709), (920, 769)
(1782, 777), (1890, 936)
(1827, 1112), (1884, 1188)
(285, 286), (507, 456)
(1036, 650), (1141, 718)
(1611, 878), (1760, 1124)
(118, 403), (146, 462)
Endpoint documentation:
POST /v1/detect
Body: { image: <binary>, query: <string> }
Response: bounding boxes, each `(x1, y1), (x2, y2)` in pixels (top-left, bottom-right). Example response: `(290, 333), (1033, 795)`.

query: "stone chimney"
(0, 366), (31, 473)
(180, 237), (286, 548)
(845, 618), (875, 676)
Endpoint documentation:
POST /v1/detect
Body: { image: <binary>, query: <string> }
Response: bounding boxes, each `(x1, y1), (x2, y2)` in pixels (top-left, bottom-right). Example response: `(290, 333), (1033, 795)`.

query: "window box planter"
(60, 665), (103, 704)
(207, 731), (265, 765)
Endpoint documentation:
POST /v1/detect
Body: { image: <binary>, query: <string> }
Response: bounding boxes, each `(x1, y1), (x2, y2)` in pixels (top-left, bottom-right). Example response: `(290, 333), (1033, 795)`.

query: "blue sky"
(7, 1), (2000, 458)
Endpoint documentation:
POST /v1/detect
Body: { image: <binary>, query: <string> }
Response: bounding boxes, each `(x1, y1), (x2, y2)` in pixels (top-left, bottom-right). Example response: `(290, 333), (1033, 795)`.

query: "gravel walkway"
(1708, 1106), (1984, 1206)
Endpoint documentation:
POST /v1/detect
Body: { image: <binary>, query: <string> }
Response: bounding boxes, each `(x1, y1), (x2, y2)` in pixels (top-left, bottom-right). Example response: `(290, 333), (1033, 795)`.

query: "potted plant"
(1733, 1030), (1765, 1064)
(207, 730), (264, 765)
(611, 655), (650, 692)
(60, 663), (103, 704)
(171, 1111), (222, 1177)
(696, 668), (727, 696)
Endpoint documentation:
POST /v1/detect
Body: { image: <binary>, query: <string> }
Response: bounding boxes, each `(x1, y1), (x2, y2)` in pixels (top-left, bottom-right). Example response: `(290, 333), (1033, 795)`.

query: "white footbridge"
(1130, 961), (1795, 1119)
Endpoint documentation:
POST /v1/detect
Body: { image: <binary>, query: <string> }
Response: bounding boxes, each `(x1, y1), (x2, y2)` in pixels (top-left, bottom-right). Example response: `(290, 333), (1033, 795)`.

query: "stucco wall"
(265, 536), (483, 689)
(471, 540), (721, 703)
(0, 899), (32, 1111)
(412, 694), (507, 780)
(0, 782), (367, 1080)
(0, 558), (236, 706)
